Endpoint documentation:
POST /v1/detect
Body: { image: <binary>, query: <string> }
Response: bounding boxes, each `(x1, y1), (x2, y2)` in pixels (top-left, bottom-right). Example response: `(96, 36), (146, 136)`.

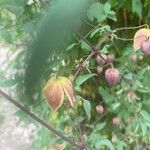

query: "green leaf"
(81, 41), (91, 52)
(98, 87), (114, 103)
(75, 73), (96, 87)
(132, 0), (142, 17)
(140, 110), (150, 122)
(0, 79), (17, 88)
(142, 70), (150, 87)
(95, 122), (106, 131)
(87, 2), (106, 22)
(66, 43), (76, 51)
(124, 73), (134, 82)
(87, 2), (116, 22)
(95, 139), (114, 150)
(15, 110), (37, 125)
(104, 2), (111, 14)
(107, 11), (117, 21)
(117, 140), (127, 150)
(3, 0), (24, 15)
(83, 99), (91, 120)
(140, 121), (147, 136)
(90, 28), (100, 38)
(0, 29), (11, 43)
(101, 44), (111, 54)
(101, 25), (111, 32)
(22, 22), (34, 34)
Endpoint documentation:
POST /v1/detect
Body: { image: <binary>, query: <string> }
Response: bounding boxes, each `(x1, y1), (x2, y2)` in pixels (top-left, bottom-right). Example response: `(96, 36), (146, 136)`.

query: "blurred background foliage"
(0, 0), (150, 149)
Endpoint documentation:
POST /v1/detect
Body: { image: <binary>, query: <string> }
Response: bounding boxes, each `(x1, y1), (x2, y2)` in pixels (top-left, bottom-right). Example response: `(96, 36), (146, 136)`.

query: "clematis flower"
(43, 76), (76, 112)
(133, 28), (150, 50)
(105, 68), (120, 86)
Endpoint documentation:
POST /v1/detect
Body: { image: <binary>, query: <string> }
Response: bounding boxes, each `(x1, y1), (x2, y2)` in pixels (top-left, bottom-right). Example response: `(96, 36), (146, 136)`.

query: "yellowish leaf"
(60, 77), (76, 107)
(44, 77), (64, 112)
(43, 76), (76, 111)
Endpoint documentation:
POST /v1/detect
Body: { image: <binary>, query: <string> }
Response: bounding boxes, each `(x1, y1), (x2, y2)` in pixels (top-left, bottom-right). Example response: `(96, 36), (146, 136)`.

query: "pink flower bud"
(105, 68), (120, 86)
(107, 54), (115, 63)
(97, 66), (103, 75)
(130, 54), (137, 63)
(140, 39), (150, 55)
(111, 135), (118, 143)
(96, 105), (104, 114)
(112, 117), (121, 126)
(96, 54), (107, 65)
(128, 91), (139, 100)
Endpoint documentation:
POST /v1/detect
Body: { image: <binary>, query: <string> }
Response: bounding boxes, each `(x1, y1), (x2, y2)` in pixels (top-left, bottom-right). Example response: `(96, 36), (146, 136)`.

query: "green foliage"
(0, 79), (17, 88)
(22, 0), (90, 102)
(87, 2), (116, 22)
(1, 0), (150, 150)
(75, 73), (96, 91)
(82, 98), (91, 120)
(95, 140), (114, 150)
(132, 0), (142, 17)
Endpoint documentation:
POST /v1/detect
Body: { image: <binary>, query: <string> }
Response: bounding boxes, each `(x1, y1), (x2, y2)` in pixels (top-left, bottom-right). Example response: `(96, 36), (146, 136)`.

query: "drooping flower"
(105, 68), (120, 86)
(133, 28), (150, 50)
(140, 39), (150, 55)
(43, 76), (75, 112)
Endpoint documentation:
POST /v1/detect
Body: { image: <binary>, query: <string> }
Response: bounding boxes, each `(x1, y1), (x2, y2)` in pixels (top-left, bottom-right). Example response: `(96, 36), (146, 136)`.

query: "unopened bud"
(96, 105), (104, 114)
(107, 54), (115, 63)
(96, 54), (107, 65)
(112, 117), (121, 126)
(105, 68), (120, 86)
(128, 91), (139, 100)
(130, 54), (137, 63)
(97, 66), (103, 75)
(111, 135), (118, 143)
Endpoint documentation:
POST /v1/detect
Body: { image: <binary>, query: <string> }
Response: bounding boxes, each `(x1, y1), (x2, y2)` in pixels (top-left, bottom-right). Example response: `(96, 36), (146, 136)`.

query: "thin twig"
(72, 33), (110, 80)
(136, 139), (140, 150)
(0, 89), (82, 149)
(114, 36), (134, 41)
(114, 24), (149, 32)
(123, 9), (127, 28)
(113, 33), (149, 41)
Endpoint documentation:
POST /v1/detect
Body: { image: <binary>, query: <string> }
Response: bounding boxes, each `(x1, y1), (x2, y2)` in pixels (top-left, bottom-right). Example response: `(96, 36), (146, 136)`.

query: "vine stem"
(0, 89), (83, 149)
(73, 33), (110, 80)
(114, 36), (134, 41)
(114, 24), (149, 32)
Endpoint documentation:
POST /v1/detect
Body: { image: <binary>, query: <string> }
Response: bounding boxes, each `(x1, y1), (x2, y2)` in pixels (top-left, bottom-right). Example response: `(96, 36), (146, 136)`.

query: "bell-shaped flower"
(43, 76), (75, 112)
(133, 28), (150, 50)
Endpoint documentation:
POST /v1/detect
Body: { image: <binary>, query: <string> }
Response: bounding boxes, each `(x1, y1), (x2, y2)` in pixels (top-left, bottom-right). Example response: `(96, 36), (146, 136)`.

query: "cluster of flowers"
(44, 28), (150, 112)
